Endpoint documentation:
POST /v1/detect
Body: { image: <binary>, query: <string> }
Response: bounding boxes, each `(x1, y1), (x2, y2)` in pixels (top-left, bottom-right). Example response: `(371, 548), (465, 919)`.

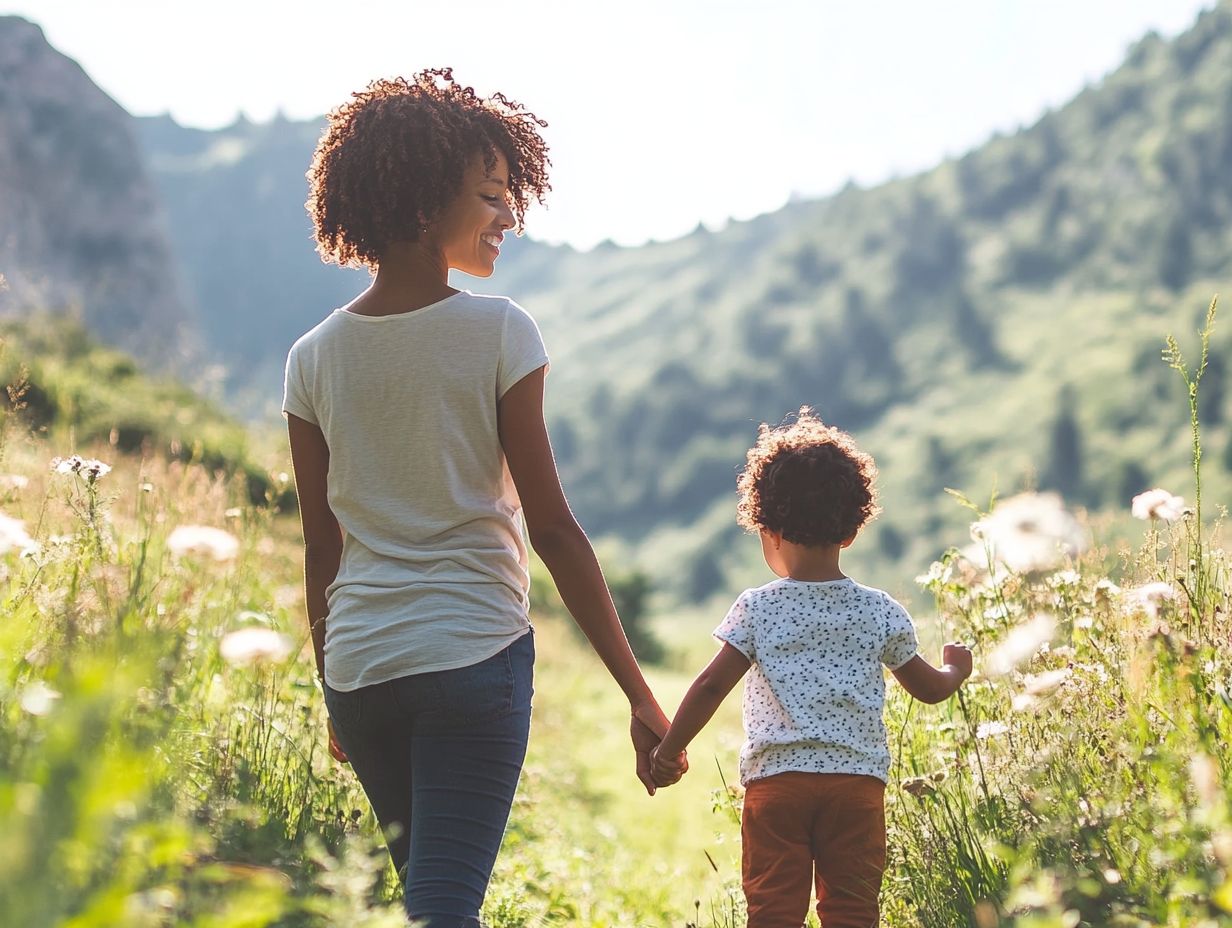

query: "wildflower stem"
(956, 688), (992, 806)
(1163, 296), (1217, 637)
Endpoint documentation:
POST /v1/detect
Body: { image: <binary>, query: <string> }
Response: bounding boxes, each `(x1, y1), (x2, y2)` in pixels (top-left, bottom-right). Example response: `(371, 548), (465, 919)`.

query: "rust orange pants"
(741, 772), (886, 928)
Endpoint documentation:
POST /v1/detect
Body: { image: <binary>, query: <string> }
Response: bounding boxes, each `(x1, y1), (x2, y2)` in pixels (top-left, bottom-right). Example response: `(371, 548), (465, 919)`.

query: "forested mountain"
(129, 4), (1232, 596)
(5, 6), (1229, 599)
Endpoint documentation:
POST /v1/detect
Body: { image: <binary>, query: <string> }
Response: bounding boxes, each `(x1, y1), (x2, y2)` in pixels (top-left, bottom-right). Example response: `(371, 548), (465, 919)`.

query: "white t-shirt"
(714, 577), (919, 785)
(282, 290), (548, 691)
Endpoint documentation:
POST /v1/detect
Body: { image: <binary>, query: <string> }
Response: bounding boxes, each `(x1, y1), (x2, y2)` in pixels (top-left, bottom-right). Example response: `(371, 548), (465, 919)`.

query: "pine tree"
(1045, 387), (1084, 501)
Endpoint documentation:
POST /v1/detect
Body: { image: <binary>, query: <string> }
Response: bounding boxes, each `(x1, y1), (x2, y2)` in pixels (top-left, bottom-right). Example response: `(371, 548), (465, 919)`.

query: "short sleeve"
(282, 345), (318, 425)
(497, 300), (549, 398)
(880, 596), (919, 670)
(714, 591), (755, 662)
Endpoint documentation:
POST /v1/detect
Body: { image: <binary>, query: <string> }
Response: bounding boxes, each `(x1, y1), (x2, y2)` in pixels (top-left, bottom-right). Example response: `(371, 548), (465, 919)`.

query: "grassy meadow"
(1, 304), (1231, 927)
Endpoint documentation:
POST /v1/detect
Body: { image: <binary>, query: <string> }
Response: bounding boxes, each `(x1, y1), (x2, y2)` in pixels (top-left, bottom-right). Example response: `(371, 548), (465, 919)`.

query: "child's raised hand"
(649, 744), (688, 789)
(942, 642), (973, 682)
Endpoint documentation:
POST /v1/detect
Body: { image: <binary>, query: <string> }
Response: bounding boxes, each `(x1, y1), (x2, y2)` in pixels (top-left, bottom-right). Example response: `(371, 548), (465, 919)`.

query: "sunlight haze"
(1, 0), (1215, 248)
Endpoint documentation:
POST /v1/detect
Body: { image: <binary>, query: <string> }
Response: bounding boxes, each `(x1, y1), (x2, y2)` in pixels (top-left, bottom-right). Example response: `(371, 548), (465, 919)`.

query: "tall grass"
(878, 297), (1232, 927)
(0, 300), (1229, 925)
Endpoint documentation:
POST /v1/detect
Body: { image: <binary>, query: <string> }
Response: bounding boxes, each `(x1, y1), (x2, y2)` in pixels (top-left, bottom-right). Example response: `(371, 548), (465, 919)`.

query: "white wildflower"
(986, 613), (1057, 676)
(960, 492), (1087, 575)
(1214, 829), (1232, 867)
(915, 560), (953, 588)
(976, 720), (1009, 739)
(19, 680), (62, 716)
(983, 602), (1010, 622)
(1131, 488), (1186, 522)
(0, 474), (29, 491)
(1190, 753), (1220, 809)
(1012, 692), (1040, 712)
(1074, 661), (1110, 684)
(1093, 578), (1121, 602)
(219, 627), (293, 667)
(1125, 582), (1178, 620)
(1023, 667), (1071, 695)
(0, 512), (36, 555)
(50, 455), (111, 483)
(167, 525), (240, 562)
(1048, 570), (1081, 590)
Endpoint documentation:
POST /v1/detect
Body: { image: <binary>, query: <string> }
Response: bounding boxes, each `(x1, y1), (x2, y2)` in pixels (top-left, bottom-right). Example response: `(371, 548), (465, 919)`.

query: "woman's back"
(284, 290), (548, 689)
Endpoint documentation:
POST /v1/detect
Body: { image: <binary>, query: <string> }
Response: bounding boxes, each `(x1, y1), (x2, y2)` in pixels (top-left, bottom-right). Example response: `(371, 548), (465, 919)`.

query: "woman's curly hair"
(736, 408), (880, 546)
(306, 68), (551, 269)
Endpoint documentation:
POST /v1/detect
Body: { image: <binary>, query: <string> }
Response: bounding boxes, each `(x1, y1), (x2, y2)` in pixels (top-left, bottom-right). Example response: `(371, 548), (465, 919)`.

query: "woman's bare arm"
(286, 413), (343, 683)
(498, 366), (680, 791)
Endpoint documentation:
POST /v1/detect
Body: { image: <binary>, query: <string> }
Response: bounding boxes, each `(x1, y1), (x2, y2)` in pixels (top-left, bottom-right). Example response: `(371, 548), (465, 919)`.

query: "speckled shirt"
(715, 577), (919, 785)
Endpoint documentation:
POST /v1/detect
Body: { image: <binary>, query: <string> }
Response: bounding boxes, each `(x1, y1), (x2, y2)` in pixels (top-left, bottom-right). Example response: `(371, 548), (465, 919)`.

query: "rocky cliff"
(0, 16), (196, 363)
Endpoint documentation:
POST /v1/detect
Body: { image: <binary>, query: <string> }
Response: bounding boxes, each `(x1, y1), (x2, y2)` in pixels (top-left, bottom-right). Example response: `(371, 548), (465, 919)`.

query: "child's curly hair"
(306, 68), (551, 269)
(736, 408), (880, 546)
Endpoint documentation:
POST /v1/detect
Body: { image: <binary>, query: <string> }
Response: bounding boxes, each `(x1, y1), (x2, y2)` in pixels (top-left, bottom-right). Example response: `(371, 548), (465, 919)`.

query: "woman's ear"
(839, 533), (857, 549)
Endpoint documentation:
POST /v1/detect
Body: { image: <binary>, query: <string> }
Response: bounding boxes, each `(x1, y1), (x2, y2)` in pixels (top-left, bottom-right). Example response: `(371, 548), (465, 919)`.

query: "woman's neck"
(350, 243), (457, 316)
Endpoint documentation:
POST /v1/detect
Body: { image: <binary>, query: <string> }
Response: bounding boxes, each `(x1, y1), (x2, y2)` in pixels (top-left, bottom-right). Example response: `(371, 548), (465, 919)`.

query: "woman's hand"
(631, 707), (686, 795)
(327, 719), (349, 764)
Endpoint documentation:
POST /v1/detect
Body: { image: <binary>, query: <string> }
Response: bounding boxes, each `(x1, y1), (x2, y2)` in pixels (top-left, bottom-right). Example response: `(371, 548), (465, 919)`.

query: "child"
(651, 410), (972, 928)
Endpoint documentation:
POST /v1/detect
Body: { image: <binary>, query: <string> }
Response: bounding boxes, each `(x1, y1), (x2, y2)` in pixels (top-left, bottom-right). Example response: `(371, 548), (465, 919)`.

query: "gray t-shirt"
(715, 577), (919, 785)
(283, 290), (548, 691)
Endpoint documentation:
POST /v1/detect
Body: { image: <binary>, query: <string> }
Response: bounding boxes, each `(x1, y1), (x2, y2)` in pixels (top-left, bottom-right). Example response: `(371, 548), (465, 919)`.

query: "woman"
(283, 70), (682, 926)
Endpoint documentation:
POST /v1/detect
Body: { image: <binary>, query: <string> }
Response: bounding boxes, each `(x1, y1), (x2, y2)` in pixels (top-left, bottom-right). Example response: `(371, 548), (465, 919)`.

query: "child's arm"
(650, 643), (752, 786)
(891, 643), (973, 704)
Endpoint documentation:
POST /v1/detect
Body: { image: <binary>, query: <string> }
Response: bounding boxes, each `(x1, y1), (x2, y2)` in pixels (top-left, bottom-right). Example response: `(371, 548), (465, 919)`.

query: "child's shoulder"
(741, 577), (907, 613)
(846, 579), (913, 615)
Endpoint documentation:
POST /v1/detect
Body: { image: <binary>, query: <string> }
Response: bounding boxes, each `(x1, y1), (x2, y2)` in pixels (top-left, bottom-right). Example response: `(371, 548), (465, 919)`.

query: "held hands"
(942, 641), (974, 683)
(630, 702), (687, 795)
(649, 744), (688, 789)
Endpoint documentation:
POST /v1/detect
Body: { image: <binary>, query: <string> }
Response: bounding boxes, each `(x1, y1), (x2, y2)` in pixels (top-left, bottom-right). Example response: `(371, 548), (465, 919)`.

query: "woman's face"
(427, 149), (515, 277)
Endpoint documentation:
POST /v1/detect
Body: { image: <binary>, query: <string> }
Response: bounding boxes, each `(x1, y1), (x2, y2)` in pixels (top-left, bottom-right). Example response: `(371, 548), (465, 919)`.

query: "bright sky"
(3, 0), (1215, 249)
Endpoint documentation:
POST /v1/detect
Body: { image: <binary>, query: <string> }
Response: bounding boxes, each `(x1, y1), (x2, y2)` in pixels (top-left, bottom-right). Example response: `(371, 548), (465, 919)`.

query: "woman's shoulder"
(458, 290), (533, 317)
(286, 310), (345, 356)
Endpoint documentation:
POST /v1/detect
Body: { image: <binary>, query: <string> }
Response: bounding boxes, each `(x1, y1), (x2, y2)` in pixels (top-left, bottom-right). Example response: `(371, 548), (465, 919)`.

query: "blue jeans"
(324, 631), (534, 927)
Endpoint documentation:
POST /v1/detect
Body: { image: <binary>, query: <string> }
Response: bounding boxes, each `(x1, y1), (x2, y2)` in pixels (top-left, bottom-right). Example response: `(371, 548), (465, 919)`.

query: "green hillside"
(134, 3), (1232, 600)
(0, 315), (287, 506)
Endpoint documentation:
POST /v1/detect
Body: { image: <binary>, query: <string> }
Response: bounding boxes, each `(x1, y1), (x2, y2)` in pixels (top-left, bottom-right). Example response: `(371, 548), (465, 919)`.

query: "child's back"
(718, 576), (918, 786)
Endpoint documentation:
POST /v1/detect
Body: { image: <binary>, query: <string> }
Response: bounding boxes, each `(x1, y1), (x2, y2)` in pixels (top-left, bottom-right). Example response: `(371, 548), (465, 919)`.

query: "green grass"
(1, 306), (1231, 926)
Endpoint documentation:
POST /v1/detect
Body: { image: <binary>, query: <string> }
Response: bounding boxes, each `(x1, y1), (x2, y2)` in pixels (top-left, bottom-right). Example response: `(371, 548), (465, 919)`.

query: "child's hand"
(650, 744), (688, 789)
(942, 642), (973, 682)
(631, 714), (667, 795)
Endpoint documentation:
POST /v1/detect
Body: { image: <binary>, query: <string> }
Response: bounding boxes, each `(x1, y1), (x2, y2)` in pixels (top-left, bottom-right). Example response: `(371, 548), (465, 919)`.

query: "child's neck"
(775, 539), (846, 583)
